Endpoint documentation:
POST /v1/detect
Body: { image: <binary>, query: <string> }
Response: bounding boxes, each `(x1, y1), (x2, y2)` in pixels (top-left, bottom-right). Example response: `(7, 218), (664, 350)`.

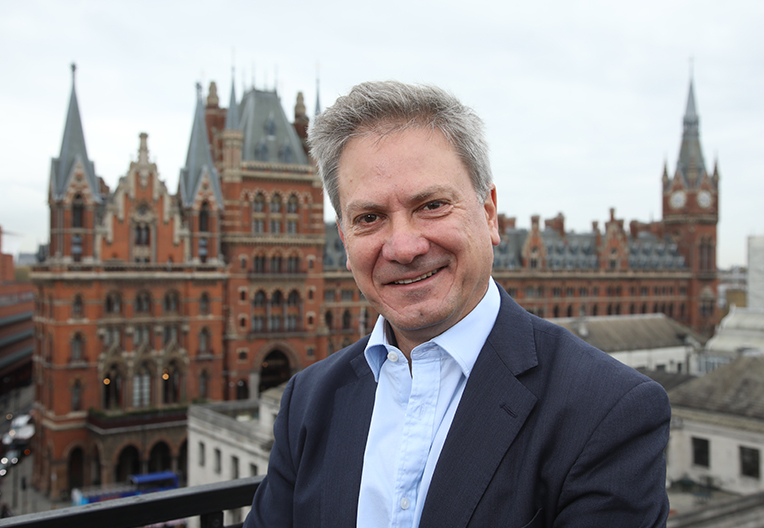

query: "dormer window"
(266, 115), (276, 137)
(72, 194), (84, 228)
(256, 140), (268, 161)
(199, 202), (210, 232)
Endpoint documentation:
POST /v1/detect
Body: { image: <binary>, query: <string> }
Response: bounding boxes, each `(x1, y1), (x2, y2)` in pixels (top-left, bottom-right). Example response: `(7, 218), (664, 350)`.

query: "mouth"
(391, 268), (441, 285)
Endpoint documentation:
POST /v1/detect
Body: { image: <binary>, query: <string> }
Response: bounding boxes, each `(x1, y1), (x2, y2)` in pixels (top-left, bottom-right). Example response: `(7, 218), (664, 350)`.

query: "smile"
(392, 268), (440, 285)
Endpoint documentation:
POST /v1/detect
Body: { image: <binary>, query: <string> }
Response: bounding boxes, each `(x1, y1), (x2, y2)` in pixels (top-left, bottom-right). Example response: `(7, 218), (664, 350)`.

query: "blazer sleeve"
(244, 376), (298, 528)
(554, 378), (671, 527)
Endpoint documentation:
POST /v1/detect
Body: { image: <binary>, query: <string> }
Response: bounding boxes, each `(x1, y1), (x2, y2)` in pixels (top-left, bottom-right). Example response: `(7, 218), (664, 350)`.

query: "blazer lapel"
(321, 351), (377, 527)
(420, 289), (539, 528)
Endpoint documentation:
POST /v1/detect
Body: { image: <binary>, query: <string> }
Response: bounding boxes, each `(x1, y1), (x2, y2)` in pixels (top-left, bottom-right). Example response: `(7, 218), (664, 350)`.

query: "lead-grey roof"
(238, 88), (309, 165)
(675, 79), (708, 188)
(669, 355), (764, 420)
(493, 226), (684, 272)
(178, 85), (224, 209)
(51, 66), (102, 203)
(552, 313), (705, 353)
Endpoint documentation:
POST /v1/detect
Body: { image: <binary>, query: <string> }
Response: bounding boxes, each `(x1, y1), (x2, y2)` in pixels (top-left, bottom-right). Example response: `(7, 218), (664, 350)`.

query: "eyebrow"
(344, 184), (457, 216)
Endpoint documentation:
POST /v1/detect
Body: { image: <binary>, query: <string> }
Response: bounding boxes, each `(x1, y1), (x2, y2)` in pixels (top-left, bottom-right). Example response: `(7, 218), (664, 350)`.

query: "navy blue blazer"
(246, 285), (671, 527)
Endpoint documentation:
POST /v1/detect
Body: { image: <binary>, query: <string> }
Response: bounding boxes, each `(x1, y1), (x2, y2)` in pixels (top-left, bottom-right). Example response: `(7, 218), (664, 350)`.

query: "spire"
(314, 75), (322, 117)
(51, 63), (101, 203)
(178, 83), (224, 209)
(225, 68), (239, 130)
(676, 76), (707, 187)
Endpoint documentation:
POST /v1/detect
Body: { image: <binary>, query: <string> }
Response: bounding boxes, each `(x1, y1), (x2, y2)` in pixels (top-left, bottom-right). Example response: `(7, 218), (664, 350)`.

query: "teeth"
(393, 269), (438, 285)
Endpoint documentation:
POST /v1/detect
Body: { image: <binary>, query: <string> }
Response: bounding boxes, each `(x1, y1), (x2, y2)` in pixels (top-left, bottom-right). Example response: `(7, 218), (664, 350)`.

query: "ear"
(337, 219), (353, 272)
(484, 185), (501, 246)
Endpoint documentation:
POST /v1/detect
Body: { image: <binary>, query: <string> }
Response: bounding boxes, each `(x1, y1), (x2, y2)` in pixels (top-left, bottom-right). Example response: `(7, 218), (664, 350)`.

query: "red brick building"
(0, 226), (35, 395)
(31, 67), (717, 498)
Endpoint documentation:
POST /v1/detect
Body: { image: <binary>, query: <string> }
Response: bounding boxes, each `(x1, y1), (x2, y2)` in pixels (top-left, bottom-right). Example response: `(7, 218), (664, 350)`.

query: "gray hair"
(308, 80), (493, 219)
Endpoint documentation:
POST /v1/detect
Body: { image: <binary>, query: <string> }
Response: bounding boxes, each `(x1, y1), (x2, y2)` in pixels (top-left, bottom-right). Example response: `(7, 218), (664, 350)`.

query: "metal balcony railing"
(0, 476), (262, 528)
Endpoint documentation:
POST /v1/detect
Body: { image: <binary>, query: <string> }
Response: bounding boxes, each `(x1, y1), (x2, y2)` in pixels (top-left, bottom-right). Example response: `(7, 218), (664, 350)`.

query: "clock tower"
(662, 78), (719, 336)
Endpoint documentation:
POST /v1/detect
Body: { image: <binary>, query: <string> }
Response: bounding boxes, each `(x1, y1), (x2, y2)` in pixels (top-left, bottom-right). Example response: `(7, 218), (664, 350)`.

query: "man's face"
(337, 127), (500, 353)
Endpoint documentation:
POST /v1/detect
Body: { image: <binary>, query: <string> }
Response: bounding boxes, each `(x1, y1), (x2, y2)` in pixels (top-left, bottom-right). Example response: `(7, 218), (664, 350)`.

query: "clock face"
(670, 191), (686, 209)
(698, 190), (712, 209)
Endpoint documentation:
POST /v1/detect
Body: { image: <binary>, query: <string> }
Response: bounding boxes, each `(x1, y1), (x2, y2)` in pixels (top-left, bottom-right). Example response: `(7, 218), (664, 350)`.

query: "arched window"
(253, 290), (266, 307)
(253, 193), (265, 213)
(270, 255), (282, 273)
(164, 291), (179, 313)
(72, 194), (84, 228)
(199, 328), (210, 354)
(135, 292), (152, 314)
(200, 293), (210, 315)
(287, 195), (298, 214)
(199, 202), (210, 233)
(162, 360), (182, 404)
(132, 363), (152, 408)
(105, 292), (121, 315)
(286, 255), (300, 273)
(287, 290), (300, 307)
(271, 291), (283, 307)
(103, 366), (122, 410)
(71, 333), (84, 361)
(342, 310), (352, 330)
(72, 295), (84, 318)
(199, 370), (209, 400)
(270, 195), (282, 217)
(71, 379), (82, 412)
(72, 234), (83, 262)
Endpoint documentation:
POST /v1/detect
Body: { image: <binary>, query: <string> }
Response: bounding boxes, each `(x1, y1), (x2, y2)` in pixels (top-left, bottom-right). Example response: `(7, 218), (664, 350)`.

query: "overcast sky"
(1, 0), (762, 268)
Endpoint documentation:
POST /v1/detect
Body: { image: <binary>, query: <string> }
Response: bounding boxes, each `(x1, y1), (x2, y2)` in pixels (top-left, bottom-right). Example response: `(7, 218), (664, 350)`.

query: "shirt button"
(400, 497), (410, 510)
(387, 351), (398, 362)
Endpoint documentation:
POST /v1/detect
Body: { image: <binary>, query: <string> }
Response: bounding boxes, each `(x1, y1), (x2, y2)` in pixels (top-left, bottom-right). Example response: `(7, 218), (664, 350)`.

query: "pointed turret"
(50, 63), (101, 203)
(178, 83), (224, 208)
(225, 71), (239, 130)
(676, 78), (707, 187)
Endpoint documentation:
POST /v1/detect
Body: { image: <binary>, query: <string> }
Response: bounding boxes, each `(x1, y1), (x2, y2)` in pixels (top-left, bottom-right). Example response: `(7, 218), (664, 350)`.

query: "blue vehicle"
(71, 471), (179, 505)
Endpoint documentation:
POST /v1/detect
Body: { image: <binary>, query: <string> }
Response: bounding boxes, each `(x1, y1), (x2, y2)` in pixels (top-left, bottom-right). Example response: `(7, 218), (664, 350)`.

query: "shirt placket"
(390, 346), (441, 527)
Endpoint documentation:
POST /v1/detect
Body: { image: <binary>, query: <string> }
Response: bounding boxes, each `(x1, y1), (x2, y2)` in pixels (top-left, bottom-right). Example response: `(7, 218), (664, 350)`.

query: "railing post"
(200, 510), (224, 528)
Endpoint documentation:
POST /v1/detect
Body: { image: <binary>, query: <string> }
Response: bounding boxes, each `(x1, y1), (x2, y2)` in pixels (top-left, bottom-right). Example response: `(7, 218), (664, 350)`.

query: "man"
(245, 81), (670, 527)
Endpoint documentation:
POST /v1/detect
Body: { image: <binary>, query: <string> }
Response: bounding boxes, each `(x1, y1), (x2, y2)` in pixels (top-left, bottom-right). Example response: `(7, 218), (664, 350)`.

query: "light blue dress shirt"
(356, 280), (501, 528)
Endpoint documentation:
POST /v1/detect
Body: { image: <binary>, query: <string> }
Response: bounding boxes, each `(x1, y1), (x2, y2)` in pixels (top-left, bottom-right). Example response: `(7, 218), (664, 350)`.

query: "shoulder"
(281, 336), (373, 408)
(491, 286), (665, 406)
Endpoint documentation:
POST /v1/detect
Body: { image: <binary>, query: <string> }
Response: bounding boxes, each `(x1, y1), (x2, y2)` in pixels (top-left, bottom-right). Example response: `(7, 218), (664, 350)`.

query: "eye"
(423, 200), (445, 211)
(357, 213), (379, 224)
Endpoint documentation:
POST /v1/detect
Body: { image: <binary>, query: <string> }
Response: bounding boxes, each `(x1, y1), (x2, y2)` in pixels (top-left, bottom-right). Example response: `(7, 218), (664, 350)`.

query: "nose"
(381, 218), (429, 265)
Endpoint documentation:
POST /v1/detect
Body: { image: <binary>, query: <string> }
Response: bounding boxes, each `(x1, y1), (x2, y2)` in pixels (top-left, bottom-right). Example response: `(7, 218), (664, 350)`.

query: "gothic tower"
(662, 78), (720, 336)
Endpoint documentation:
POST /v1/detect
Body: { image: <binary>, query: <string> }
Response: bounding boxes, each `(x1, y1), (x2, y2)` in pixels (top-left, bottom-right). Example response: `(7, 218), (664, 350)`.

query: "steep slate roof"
(323, 223), (347, 271)
(238, 88), (309, 165)
(552, 313), (706, 353)
(493, 226), (684, 272)
(50, 64), (101, 203)
(669, 355), (764, 420)
(628, 231), (685, 270)
(675, 79), (708, 187)
(178, 84), (224, 208)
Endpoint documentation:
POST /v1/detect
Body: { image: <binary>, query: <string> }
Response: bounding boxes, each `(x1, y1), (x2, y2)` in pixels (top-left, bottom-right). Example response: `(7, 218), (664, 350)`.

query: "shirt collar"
(364, 279), (501, 381)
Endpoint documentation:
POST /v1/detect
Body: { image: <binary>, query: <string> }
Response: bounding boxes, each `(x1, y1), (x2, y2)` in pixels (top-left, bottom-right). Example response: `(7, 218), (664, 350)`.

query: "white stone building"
(186, 385), (284, 527)
(667, 355), (764, 496)
(552, 313), (704, 374)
